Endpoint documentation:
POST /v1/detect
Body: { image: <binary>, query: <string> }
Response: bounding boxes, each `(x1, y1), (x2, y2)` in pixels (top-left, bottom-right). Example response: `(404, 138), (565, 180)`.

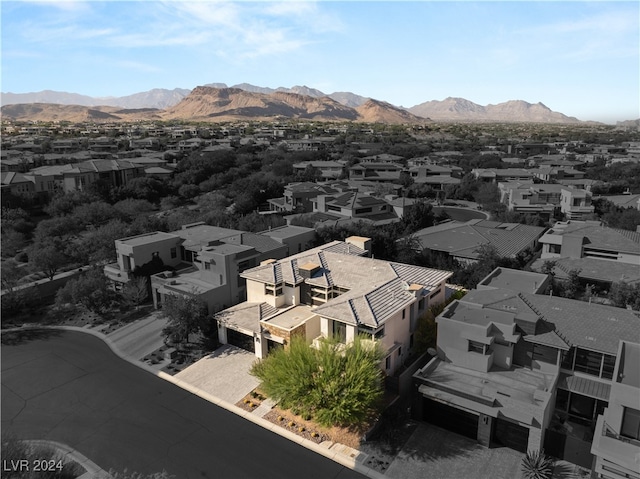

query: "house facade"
(590, 340), (640, 479)
(104, 223), (289, 314)
(216, 237), (454, 375)
(413, 268), (640, 467)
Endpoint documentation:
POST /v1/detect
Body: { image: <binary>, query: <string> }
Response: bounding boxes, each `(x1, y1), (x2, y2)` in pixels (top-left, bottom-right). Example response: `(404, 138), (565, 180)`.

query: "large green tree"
(251, 336), (384, 427)
(161, 294), (210, 346)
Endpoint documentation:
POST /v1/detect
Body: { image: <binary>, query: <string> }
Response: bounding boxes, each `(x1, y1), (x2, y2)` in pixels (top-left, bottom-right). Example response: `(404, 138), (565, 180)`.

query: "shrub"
(521, 449), (554, 479)
(251, 336), (384, 428)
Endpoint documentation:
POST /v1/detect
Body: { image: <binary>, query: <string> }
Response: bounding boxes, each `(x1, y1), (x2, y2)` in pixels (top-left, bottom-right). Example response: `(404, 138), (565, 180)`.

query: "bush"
(521, 449), (554, 479)
(251, 336), (384, 427)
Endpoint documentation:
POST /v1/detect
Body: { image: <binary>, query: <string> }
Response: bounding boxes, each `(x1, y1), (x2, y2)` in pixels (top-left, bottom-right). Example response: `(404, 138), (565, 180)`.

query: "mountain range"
(1, 83), (583, 124)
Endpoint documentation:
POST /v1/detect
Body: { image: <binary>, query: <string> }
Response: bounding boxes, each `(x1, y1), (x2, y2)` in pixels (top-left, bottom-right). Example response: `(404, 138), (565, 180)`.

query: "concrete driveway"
(174, 344), (260, 404)
(383, 423), (523, 479)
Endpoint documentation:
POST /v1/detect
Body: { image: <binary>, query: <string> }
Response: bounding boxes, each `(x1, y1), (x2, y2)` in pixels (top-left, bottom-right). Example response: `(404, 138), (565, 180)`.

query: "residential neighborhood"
(2, 118), (640, 479)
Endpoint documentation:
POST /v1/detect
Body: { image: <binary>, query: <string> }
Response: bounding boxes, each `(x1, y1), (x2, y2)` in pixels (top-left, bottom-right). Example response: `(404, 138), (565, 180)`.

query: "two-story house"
(413, 267), (640, 467)
(215, 236), (453, 375)
(590, 340), (640, 479)
(410, 219), (546, 265)
(534, 221), (640, 289)
(104, 223), (289, 313)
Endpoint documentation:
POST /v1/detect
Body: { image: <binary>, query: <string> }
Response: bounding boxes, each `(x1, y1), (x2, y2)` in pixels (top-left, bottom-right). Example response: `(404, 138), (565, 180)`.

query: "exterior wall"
(283, 283), (300, 306)
(116, 234), (182, 272)
(492, 343), (513, 369)
(305, 315), (321, 343)
(436, 320), (494, 373)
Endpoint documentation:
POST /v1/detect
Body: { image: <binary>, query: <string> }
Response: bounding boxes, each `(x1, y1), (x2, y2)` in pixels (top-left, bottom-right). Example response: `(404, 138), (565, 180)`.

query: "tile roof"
(548, 222), (640, 254)
(242, 244), (453, 328)
(531, 257), (640, 285)
(462, 288), (640, 354)
(413, 220), (545, 259)
(558, 373), (611, 401)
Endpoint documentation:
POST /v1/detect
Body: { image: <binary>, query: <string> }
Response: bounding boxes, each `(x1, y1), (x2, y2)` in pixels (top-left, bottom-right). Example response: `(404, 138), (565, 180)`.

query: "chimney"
(298, 262), (321, 279)
(345, 236), (372, 257)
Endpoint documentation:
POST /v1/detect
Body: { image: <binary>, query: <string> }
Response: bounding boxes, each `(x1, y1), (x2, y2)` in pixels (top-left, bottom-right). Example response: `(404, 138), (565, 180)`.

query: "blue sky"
(2, 1), (638, 123)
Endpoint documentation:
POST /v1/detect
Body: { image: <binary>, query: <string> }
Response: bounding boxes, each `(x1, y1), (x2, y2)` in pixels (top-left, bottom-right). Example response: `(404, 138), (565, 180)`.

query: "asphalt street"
(1, 329), (366, 479)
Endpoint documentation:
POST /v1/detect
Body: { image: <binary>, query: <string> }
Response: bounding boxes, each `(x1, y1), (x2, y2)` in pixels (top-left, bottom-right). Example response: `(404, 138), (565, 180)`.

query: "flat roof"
(415, 358), (555, 424)
(261, 305), (316, 330)
(260, 225), (315, 240)
(479, 267), (549, 294)
(117, 231), (178, 247)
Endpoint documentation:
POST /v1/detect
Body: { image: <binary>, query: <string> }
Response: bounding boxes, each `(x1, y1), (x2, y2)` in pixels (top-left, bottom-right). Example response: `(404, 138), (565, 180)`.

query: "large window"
(265, 283), (283, 296)
(573, 348), (616, 379)
(468, 340), (490, 355)
(621, 408), (640, 441)
(333, 320), (347, 343)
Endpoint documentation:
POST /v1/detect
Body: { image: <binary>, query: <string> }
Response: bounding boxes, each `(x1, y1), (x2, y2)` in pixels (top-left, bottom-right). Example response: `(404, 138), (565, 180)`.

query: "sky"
(1, 0), (638, 124)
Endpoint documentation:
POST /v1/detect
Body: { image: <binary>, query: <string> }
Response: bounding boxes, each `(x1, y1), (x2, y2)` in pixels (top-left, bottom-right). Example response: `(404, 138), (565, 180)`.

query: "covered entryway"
(226, 328), (255, 354)
(493, 417), (529, 453)
(423, 397), (479, 440)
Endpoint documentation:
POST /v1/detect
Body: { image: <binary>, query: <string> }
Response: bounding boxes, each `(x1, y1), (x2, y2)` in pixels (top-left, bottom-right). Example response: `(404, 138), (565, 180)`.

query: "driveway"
(174, 344), (260, 404)
(106, 310), (168, 360)
(382, 423), (523, 479)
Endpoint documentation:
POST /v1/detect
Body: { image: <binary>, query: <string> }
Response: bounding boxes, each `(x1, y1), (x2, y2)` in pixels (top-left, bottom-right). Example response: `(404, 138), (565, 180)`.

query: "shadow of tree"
(1, 328), (63, 346)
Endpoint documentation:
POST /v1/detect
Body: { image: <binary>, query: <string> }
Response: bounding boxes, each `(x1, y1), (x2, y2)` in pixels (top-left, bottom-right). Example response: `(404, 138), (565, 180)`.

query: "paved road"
(1, 329), (366, 479)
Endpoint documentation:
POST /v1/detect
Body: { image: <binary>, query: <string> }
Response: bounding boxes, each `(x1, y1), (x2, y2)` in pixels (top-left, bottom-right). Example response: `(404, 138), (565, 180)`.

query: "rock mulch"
(263, 408), (330, 445)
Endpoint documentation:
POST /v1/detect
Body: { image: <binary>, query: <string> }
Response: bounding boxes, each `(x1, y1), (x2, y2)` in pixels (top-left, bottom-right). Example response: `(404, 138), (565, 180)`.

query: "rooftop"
(261, 305), (317, 331)
(415, 358), (555, 425)
(478, 267), (549, 294)
(116, 231), (179, 247)
(462, 288), (640, 354)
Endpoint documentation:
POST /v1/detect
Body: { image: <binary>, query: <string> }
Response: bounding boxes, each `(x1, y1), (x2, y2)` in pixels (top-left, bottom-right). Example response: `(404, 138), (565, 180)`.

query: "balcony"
(591, 415), (640, 471)
(103, 263), (130, 283)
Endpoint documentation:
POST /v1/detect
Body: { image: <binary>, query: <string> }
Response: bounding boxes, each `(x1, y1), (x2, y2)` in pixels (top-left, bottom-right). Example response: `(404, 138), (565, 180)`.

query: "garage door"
(226, 328), (255, 353)
(493, 418), (529, 453)
(423, 398), (479, 440)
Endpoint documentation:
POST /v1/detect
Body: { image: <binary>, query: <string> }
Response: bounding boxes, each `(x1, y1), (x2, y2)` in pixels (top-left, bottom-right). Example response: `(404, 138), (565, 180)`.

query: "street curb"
(22, 440), (111, 478)
(2, 325), (388, 479)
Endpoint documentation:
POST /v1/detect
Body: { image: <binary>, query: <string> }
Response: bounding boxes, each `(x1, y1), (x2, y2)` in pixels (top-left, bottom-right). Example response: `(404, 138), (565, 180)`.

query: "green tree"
(29, 245), (68, 280)
(161, 294), (210, 345)
(608, 282), (640, 310)
(251, 336), (384, 427)
(55, 267), (118, 314)
(121, 277), (149, 309)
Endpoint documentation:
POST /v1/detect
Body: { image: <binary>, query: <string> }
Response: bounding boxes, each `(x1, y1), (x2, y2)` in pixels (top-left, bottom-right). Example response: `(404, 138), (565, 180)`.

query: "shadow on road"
(1, 328), (63, 346)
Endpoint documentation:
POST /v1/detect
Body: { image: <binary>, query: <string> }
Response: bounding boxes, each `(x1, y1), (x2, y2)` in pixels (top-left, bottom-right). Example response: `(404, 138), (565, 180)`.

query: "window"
(574, 348), (604, 376)
(265, 283), (283, 296)
(333, 321), (347, 343)
(574, 348), (617, 379)
(548, 244), (561, 254)
(621, 408), (640, 440)
(385, 356), (391, 370)
(468, 340), (486, 355)
(398, 347), (402, 357)
(170, 247), (177, 259)
(418, 298), (425, 310)
(204, 262), (210, 270)
(601, 354), (616, 380)
(402, 309), (406, 319)
(561, 348), (575, 370)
